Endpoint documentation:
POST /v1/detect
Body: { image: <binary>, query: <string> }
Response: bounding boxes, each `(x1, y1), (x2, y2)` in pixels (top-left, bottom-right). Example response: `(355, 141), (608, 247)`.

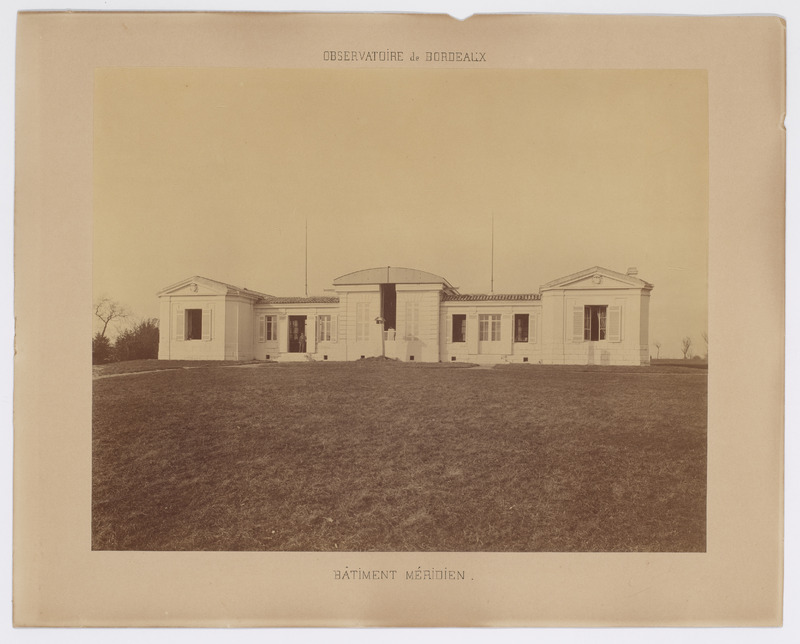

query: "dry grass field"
(92, 360), (707, 552)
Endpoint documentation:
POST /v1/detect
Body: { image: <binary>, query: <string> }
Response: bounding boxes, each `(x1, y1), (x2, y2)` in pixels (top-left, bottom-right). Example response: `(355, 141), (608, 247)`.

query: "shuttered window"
(405, 301), (419, 340)
(573, 305), (622, 342)
(528, 313), (538, 344)
(607, 306), (622, 342)
(572, 307), (585, 343)
(356, 303), (370, 342)
(201, 308), (212, 341)
(174, 309), (184, 341)
(318, 315), (331, 342)
(179, 307), (212, 341)
(257, 315), (277, 343)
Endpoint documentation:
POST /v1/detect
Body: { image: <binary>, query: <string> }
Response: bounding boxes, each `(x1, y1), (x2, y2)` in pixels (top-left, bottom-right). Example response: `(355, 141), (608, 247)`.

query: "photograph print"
(92, 68), (708, 552)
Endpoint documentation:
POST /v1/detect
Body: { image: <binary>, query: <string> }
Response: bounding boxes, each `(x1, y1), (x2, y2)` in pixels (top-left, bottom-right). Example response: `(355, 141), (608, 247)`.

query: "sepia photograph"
(92, 68), (708, 553)
(14, 9), (786, 628)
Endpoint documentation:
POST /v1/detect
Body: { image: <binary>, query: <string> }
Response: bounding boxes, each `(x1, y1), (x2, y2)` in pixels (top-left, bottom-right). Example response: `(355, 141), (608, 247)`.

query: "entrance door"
(288, 315), (307, 353)
(380, 283), (397, 331)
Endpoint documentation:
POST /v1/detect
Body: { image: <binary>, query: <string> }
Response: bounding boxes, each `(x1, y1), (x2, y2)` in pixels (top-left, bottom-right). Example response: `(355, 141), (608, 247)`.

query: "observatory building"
(157, 265), (653, 365)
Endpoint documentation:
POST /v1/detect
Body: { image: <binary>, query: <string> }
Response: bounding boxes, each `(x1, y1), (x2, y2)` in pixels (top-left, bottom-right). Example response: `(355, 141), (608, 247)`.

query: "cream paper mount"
(13, 12), (785, 626)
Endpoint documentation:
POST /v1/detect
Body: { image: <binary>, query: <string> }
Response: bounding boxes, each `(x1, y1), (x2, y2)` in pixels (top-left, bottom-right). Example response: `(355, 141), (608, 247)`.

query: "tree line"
(652, 332), (708, 361)
(93, 296), (159, 364)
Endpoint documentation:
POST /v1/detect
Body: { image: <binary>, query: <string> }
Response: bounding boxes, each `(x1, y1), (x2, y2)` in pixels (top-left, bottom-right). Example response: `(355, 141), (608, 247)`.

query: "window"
(318, 315), (331, 342)
(258, 315), (277, 343)
(452, 314), (466, 342)
(573, 305), (621, 343)
(584, 305), (607, 341)
(479, 314), (501, 341)
(514, 314), (529, 342)
(356, 303), (370, 342)
(405, 301), (419, 340)
(186, 309), (202, 340)
(265, 316), (276, 341)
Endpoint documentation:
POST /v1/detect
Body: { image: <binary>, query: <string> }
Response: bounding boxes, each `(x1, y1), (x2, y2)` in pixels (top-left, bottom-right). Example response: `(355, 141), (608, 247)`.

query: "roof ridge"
(261, 295), (340, 303)
(157, 275), (272, 298)
(442, 292), (541, 301)
(541, 266), (653, 289)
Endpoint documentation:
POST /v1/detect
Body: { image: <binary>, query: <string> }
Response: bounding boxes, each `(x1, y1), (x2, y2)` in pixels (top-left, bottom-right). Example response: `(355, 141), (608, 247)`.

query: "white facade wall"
(157, 267), (652, 365)
(159, 296), (225, 361)
(511, 307), (542, 362)
(440, 302), (543, 364)
(254, 308), (280, 360)
(639, 292), (651, 364)
(223, 298), (256, 360)
(337, 286), (382, 360)
(157, 296), (172, 359)
(394, 285), (440, 362)
(540, 285), (650, 365)
(313, 309), (344, 361)
(252, 303), (342, 361)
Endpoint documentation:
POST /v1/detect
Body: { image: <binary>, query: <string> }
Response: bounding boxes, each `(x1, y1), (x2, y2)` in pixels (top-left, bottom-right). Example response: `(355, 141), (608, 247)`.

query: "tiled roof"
(190, 277), (274, 299)
(262, 296), (340, 304)
(442, 293), (541, 302)
(229, 286), (274, 299)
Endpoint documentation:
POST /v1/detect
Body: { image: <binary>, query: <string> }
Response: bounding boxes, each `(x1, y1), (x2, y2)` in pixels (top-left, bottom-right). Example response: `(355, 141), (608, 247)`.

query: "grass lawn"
(93, 361), (706, 552)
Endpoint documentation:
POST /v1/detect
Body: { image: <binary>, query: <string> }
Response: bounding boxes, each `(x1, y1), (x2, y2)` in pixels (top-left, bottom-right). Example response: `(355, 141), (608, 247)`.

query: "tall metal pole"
(490, 214), (494, 294)
(304, 216), (308, 297)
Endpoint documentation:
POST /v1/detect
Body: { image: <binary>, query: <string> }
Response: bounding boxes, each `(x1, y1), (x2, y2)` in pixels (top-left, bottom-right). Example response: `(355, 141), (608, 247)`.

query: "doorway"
(288, 315), (307, 352)
(380, 283), (397, 331)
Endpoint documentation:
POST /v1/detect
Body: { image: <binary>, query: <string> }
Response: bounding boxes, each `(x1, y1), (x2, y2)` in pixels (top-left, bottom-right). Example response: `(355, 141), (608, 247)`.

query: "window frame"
(479, 313), (501, 342)
(405, 301), (420, 341)
(355, 302), (370, 342)
(318, 315), (331, 342)
(584, 305), (608, 342)
(186, 308), (203, 340)
(452, 314), (466, 343)
(265, 315), (276, 342)
(514, 313), (529, 343)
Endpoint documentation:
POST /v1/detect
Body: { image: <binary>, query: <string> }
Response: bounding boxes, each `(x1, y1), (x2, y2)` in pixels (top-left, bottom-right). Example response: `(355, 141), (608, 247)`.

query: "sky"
(93, 68), (707, 357)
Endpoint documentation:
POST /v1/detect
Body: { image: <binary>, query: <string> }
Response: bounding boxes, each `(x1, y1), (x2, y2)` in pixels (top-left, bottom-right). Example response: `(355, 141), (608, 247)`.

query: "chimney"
(626, 267), (638, 277)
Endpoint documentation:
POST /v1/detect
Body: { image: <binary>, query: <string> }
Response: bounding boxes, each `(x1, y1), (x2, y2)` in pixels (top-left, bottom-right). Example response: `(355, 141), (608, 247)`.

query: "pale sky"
(94, 68), (707, 358)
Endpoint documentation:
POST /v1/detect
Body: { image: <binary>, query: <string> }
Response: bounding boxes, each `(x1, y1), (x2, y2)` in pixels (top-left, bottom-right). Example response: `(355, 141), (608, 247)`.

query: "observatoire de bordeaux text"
(323, 50), (486, 62)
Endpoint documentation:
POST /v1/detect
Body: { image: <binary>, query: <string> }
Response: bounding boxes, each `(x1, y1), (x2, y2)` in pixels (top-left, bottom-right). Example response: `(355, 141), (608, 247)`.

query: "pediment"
(158, 276), (243, 298)
(170, 281), (226, 296)
(541, 266), (653, 291)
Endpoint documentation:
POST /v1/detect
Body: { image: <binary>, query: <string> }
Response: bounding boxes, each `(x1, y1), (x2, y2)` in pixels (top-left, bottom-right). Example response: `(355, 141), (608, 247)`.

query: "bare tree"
(94, 296), (129, 338)
(701, 332), (708, 359)
(653, 341), (662, 359)
(681, 336), (693, 360)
